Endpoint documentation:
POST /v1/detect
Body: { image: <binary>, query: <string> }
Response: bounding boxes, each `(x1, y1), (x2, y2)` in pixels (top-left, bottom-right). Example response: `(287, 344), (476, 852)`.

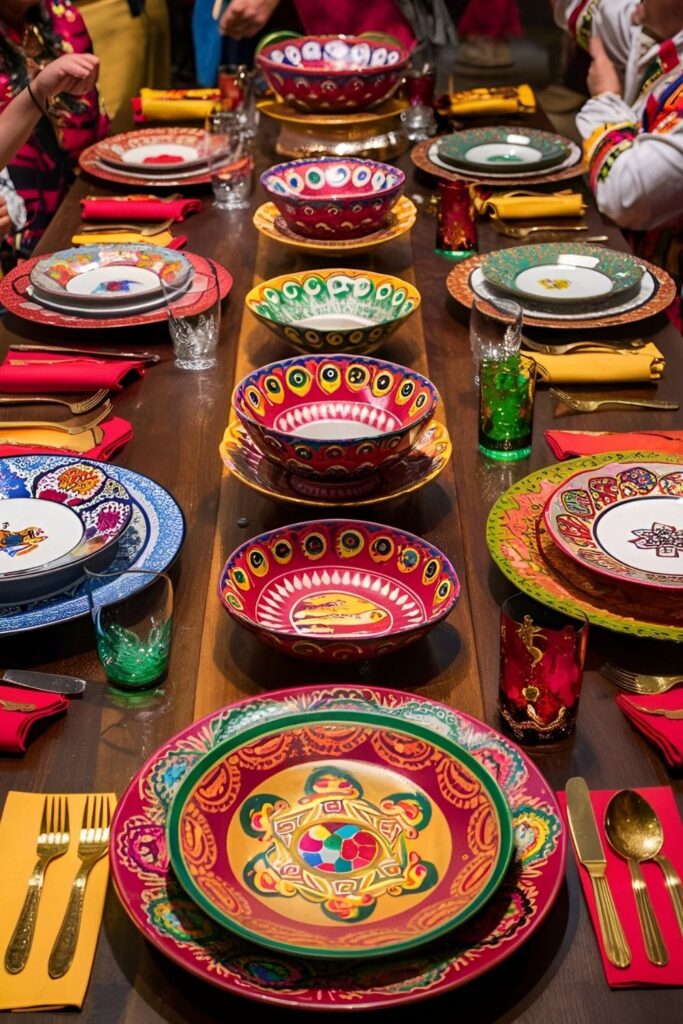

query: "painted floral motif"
(539, 277), (570, 290)
(31, 243), (190, 293)
(0, 524), (46, 558)
(631, 521), (683, 558)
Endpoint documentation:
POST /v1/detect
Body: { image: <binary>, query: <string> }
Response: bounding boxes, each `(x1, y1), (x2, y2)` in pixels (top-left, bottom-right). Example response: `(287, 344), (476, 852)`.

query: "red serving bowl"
(255, 34), (409, 113)
(260, 157), (405, 240)
(219, 518), (460, 661)
(231, 353), (439, 483)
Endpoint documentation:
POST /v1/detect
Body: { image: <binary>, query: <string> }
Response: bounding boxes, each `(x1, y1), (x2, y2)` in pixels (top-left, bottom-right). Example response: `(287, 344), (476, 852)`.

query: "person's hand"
(587, 35), (622, 97)
(32, 52), (99, 104)
(0, 198), (11, 235)
(219, 0), (280, 39)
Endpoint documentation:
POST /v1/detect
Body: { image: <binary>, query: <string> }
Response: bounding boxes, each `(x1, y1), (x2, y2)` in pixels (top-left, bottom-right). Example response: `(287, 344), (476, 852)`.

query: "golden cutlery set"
(4, 795), (111, 979)
(601, 665), (683, 695)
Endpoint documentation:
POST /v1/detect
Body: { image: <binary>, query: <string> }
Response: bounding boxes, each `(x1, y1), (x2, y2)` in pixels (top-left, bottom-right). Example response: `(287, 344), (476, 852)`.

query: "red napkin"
(616, 691), (683, 769)
(545, 430), (683, 460)
(0, 352), (146, 394)
(80, 195), (203, 223)
(0, 684), (68, 754)
(558, 787), (683, 987)
(0, 416), (133, 462)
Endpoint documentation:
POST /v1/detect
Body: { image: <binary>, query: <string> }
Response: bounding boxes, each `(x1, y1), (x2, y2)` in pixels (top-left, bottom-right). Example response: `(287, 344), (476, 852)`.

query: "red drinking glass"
(404, 67), (436, 108)
(435, 180), (477, 258)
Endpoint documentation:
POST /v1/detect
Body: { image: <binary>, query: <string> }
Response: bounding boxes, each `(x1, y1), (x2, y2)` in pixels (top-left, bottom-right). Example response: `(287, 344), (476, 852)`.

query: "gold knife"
(566, 777), (631, 968)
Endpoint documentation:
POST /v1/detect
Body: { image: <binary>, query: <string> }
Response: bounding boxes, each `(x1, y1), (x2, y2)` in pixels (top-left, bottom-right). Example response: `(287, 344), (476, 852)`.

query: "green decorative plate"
(482, 242), (644, 306)
(437, 127), (569, 175)
(167, 708), (514, 959)
(486, 450), (683, 641)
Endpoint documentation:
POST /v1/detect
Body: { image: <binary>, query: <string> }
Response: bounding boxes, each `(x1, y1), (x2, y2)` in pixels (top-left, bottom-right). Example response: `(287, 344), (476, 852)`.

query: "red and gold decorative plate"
(80, 133), (218, 187)
(94, 128), (222, 173)
(110, 685), (565, 1009)
(0, 253), (232, 330)
(166, 709), (513, 959)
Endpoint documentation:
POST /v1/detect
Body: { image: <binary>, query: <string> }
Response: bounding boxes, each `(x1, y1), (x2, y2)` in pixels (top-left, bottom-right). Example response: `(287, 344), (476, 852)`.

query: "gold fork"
(630, 704), (683, 720)
(550, 388), (679, 413)
(522, 337), (647, 356)
(78, 219), (173, 235)
(0, 401), (113, 434)
(48, 795), (112, 979)
(601, 664), (683, 694)
(0, 390), (109, 415)
(5, 796), (70, 974)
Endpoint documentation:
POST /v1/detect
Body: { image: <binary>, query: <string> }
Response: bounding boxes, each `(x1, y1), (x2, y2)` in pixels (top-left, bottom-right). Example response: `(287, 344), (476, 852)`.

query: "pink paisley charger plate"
(411, 135), (586, 188)
(543, 459), (683, 592)
(446, 253), (676, 330)
(0, 252), (232, 330)
(110, 684), (565, 1011)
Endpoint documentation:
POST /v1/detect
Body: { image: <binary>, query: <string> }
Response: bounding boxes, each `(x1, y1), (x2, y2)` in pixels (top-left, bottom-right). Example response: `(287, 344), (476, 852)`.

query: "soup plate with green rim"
(437, 126), (569, 174)
(231, 353), (439, 489)
(245, 268), (421, 355)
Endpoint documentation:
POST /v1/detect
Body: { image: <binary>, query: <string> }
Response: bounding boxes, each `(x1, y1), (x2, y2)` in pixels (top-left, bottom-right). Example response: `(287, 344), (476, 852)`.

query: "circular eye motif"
(284, 171), (304, 193)
(286, 365), (312, 395)
(371, 170), (386, 191)
(245, 385), (264, 416)
(351, 165), (371, 188)
(284, 44), (302, 65)
(263, 375), (284, 402)
(318, 363), (341, 393)
(352, 276), (372, 299)
(409, 391), (429, 417)
(303, 275), (325, 297)
(294, 445), (313, 460)
(376, 282), (393, 302)
(271, 539), (293, 564)
(304, 167), (325, 190)
(346, 364), (371, 390)
(435, 579), (452, 603)
(422, 557), (440, 585)
(326, 445), (343, 459)
(301, 40), (321, 60)
(396, 380), (416, 405)
(248, 547), (269, 577)
(225, 592), (243, 611)
(263, 286), (282, 305)
(397, 547), (419, 572)
(372, 371), (394, 397)
(392, 288), (406, 306)
(231, 567), (250, 590)
(370, 536), (394, 562)
(357, 441), (375, 456)
(337, 529), (364, 557)
(303, 531), (327, 559)
(326, 164), (350, 188)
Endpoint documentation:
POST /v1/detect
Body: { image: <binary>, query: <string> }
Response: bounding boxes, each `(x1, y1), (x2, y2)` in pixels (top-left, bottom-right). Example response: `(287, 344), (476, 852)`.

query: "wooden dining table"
(0, 108), (681, 1023)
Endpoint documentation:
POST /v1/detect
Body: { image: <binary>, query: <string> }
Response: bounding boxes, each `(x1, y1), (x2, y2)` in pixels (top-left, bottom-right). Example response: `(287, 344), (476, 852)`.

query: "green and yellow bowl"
(245, 268), (421, 355)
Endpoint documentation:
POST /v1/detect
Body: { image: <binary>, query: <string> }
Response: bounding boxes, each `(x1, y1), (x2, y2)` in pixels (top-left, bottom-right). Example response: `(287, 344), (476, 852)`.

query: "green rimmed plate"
(486, 450), (683, 641)
(482, 242), (644, 306)
(437, 126), (569, 175)
(167, 708), (514, 960)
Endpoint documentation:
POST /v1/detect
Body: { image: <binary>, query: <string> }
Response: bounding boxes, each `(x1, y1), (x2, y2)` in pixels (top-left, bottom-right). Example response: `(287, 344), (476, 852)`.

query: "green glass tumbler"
(478, 353), (536, 461)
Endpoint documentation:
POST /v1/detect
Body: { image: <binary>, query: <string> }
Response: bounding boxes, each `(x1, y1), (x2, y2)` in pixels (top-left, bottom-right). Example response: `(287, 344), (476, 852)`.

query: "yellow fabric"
(0, 425), (102, 452)
(139, 88), (220, 121)
(444, 83), (536, 117)
(474, 190), (586, 220)
(532, 343), (665, 384)
(0, 792), (115, 1011)
(582, 120), (633, 164)
(71, 229), (174, 246)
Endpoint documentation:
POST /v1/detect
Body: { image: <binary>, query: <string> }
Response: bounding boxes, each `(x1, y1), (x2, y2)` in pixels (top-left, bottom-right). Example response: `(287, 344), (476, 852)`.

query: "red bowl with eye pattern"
(219, 519), (460, 662)
(231, 353), (439, 486)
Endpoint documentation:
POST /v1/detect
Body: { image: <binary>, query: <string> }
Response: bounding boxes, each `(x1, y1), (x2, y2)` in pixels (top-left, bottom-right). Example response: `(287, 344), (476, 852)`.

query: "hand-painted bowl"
(260, 157), (405, 239)
(232, 353), (439, 482)
(245, 268), (420, 355)
(255, 34), (409, 113)
(219, 519), (460, 661)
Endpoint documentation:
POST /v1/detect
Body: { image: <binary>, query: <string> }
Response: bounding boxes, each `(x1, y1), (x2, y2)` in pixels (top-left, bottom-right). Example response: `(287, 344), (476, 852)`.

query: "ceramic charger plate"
(544, 459), (683, 591)
(167, 708), (513, 959)
(95, 128), (224, 173)
(411, 135), (585, 188)
(482, 243), (643, 307)
(437, 126), (569, 174)
(110, 684), (565, 1010)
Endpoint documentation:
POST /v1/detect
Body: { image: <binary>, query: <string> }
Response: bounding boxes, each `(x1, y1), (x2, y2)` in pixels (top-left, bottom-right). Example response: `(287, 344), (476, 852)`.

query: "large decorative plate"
(79, 141), (225, 188)
(486, 451), (683, 641)
(253, 197), (416, 254)
(412, 135), (585, 187)
(95, 128), (223, 173)
(446, 255), (676, 329)
(166, 709), (513, 959)
(219, 419), (452, 507)
(258, 97), (406, 129)
(437, 127), (569, 175)
(482, 243), (643, 307)
(544, 459), (683, 591)
(110, 684), (565, 1010)
(0, 253), (232, 330)
(30, 244), (192, 303)
(0, 456), (184, 635)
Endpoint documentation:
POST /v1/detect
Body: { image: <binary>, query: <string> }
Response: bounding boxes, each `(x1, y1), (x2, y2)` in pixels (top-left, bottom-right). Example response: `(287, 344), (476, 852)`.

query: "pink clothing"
(457, 0), (522, 39)
(293, 0), (416, 52)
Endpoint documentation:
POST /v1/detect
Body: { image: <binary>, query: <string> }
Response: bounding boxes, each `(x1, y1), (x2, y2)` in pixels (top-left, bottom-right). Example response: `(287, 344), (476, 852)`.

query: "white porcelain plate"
(0, 498), (83, 573)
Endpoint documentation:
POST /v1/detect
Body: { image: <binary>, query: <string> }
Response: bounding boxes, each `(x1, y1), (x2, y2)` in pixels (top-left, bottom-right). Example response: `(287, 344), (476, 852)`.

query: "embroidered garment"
(0, 0), (108, 262)
(0, 168), (26, 231)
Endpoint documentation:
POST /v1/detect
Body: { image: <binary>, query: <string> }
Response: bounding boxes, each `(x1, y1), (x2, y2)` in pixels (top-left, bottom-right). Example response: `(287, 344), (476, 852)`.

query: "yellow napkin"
(71, 229), (174, 247)
(532, 342), (665, 384)
(0, 426), (104, 452)
(0, 792), (115, 1011)
(474, 190), (586, 220)
(440, 83), (536, 118)
(139, 87), (220, 121)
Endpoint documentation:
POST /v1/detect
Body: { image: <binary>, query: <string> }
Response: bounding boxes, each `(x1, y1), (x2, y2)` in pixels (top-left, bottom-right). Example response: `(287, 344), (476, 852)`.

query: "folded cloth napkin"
(0, 684), (68, 754)
(437, 83), (536, 118)
(0, 351), (146, 393)
(474, 189), (586, 220)
(132, 87), (220, 122)
(616, 692), (683, 769)
(558, 786), (683, 987)
(0, 417), (133, 461)
(545, 429), (683, 460)
(71, 228), (174, 247)
(532, 342), (665, 384)
(0, 791), (115, 1010)
(80, 195), (203, 223)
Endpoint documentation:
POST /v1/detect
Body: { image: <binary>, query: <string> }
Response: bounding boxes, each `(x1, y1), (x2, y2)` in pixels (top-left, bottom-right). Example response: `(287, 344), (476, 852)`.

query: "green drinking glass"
(478, 352), (536, 461)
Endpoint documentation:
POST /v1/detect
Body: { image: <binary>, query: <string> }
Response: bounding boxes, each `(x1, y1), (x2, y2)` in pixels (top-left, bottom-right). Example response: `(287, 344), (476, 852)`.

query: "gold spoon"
(604, 791), (669, 964)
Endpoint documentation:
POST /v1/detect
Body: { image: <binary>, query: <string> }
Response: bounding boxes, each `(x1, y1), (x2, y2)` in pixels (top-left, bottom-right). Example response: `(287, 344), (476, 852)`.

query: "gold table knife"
(566, 777), (631, 968)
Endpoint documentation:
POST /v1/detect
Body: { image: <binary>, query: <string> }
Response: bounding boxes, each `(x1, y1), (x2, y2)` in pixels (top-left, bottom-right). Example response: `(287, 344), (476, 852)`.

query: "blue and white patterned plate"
(0, 455), (185, 635)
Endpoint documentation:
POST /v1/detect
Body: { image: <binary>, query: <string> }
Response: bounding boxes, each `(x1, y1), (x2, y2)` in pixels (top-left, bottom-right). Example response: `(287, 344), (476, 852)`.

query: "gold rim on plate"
(253, 197), (417, 253)
(258, 97), (407, 128)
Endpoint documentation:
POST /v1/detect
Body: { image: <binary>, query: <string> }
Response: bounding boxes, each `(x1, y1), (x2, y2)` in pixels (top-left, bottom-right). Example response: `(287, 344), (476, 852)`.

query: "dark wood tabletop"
(0, 112), (681, 1022)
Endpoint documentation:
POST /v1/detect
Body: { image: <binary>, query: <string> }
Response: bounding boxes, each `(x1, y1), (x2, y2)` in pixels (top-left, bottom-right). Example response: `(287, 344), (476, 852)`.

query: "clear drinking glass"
(162, 259), (221, 370)
(205, 111), (253, 210)
(469, 295), (523, 384)
(478, 352), (536, 461)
